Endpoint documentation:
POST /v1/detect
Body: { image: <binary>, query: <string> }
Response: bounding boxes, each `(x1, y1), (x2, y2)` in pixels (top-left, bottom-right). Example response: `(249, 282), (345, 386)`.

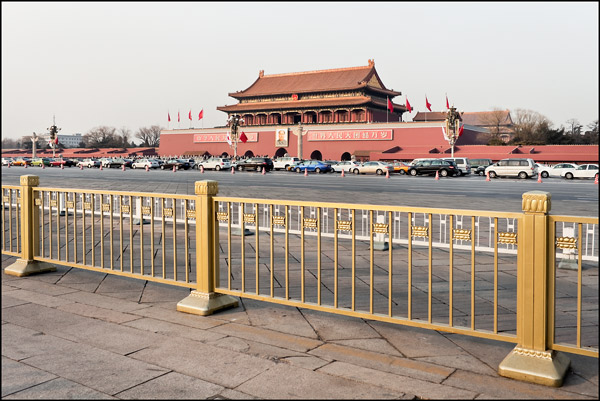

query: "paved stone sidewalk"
(1, 254), (598, 399)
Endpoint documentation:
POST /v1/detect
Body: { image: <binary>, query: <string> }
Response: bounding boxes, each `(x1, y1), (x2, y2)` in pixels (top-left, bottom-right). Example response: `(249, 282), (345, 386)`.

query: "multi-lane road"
(2, 166), (598, 216)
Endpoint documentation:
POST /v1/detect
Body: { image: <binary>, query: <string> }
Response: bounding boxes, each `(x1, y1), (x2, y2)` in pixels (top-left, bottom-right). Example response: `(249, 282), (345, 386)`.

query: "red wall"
(158, 123), (456, 160)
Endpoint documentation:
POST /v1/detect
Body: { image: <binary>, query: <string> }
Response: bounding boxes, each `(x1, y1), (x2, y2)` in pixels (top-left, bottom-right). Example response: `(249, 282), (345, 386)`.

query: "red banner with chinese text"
(306, 129), (393, 141)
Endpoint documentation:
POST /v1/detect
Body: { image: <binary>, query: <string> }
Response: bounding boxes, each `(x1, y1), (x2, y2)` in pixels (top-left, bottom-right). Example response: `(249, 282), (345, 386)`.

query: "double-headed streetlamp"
(47, 117), (61, 158)
(226, 114), (245, 158)
(444, 106), (462, 158)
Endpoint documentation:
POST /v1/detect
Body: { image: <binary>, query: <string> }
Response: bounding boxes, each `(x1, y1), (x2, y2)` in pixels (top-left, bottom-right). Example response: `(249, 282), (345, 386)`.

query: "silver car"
(332, 160), (362, 173)
(353, 161), (392, 175)
(485, 158), (538, 179)
(132, 158), (159, 169)
(78, 158), (101, 168)
(199, 157), (231, 171)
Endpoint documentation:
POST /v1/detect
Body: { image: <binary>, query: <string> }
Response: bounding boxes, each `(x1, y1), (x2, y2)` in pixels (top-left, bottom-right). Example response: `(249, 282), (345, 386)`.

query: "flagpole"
(386, 97), (389, 123)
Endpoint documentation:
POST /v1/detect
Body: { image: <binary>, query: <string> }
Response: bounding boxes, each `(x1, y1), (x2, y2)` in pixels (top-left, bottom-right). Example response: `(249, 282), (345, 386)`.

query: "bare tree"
(510, 109), (551, 145)
(83, 126), (119, 148)
(135, 125), (162, 147)
(2, 137), (20, 148)
(479, 108), (512, 145)
(565, 119), (583, 136)
(118, 127), (132, 148)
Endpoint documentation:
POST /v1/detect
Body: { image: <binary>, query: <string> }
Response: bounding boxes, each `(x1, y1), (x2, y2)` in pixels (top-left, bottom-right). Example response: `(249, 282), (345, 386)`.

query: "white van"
(485, 158), (538, 179)
(273, 156), (301, 171)
(442, 157), (471, 176)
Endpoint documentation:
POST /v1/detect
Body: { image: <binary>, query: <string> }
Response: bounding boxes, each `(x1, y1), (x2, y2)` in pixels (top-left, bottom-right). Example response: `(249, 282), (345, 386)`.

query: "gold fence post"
(5, 175), (56, 276)
(498, 191), (569, 386)
(177, 180), (238, 315)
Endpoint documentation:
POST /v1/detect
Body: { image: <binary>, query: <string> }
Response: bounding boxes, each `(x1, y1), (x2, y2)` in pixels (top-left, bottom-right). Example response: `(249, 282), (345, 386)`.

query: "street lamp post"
(47, 117), (61, 158)
(297, 123), (303, 160)
(31, 132), (39, 159)
(444, 106), (462, 158)
(226, 114), (245, 159)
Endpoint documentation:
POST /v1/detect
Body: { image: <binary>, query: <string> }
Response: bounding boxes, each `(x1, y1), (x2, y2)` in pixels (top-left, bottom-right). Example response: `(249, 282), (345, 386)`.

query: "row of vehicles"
(3, 156), (597, 179)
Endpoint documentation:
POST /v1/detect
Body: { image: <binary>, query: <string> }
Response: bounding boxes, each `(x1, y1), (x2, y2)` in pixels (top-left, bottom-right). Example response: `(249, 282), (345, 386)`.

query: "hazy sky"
(2, 2), (598, 142)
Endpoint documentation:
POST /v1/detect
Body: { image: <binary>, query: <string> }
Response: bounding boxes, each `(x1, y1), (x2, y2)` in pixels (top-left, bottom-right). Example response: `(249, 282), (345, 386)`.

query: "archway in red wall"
(244, 150), (254, 158)
(310, 150), (322, 160)
(274, 148), (287, 158)
(340, 152), (352, 161)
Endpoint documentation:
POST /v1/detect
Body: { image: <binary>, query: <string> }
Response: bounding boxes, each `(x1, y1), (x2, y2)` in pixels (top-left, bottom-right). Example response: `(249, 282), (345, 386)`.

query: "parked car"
(30, 158), (52, 167)
(132, 158), (159, 169)
(331, 160), (362, 173)
(536, 163), (579, 178)
(78, 158), (101, 168)
(11, 157), (31, 166)
(122, 158), (133, 168)
(485, 158), (538, 179)
(2, 157), (13, 166)
(61, 158), (77, 167)
(181, 158), (197, 169)
(273, 156), (301, 171)
(199, 157), (231, 171)
(161, 159), (191, 170)
(560, 164), (599, 179)
(236, 157), (274, 172)
(407, 159), (459, 177)
(442, 157), (471, 176)
(293, 160), (332, 174)
(352, 161), (392, 175)
(470, 158), (493, 176)
(390, 161), (411, 175)
(100, 158), (124, 168)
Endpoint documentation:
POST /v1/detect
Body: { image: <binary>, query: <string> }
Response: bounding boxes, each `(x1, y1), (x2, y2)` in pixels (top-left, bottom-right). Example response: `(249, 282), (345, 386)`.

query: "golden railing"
(3, 176), (197, 288)
(2, 176), (598, 387)
(1, 185), (21, 257)
(213, 197), (523, 343)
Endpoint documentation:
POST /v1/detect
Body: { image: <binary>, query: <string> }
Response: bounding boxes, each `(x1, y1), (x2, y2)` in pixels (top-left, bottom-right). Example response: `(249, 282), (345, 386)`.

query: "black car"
(236, 157), (274, 172)
(470, 158), (493, 176)
(160, 159), (191, 170)
(407, 159), (458, 177)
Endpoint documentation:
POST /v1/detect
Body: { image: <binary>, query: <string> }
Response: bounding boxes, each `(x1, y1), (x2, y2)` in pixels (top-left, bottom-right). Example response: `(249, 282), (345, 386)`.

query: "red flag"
(425, 96), (432, 112)
(168, 112), (171, 122)
(188, 110), (192, 121)
(406, 97), (412, 113)
(178, 111), (180, 122)
(239, 131), (248, 143)
(54, 136), (59, 145)
(198, 109), (203, 120)
(459, 124), (464, 137)
(446, 95), (450, 109)
(387, 97), (393, 113)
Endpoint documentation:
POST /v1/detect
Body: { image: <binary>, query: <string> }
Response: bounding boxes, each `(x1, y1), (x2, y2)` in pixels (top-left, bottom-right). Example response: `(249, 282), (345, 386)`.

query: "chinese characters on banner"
(193, 133), (258, 143)
(306, 129), (393, 141)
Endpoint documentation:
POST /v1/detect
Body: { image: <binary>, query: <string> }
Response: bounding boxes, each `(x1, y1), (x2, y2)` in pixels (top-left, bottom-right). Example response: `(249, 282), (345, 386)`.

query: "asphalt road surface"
(2, 166), (598, 217)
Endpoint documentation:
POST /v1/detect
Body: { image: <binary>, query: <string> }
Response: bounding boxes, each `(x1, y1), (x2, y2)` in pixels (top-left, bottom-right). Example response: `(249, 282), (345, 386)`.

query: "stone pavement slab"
(2, 356), (57, 398)
(234, 362), (403, 399)
(1, 254), (598, 399)
(3, 377), (116, 400)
